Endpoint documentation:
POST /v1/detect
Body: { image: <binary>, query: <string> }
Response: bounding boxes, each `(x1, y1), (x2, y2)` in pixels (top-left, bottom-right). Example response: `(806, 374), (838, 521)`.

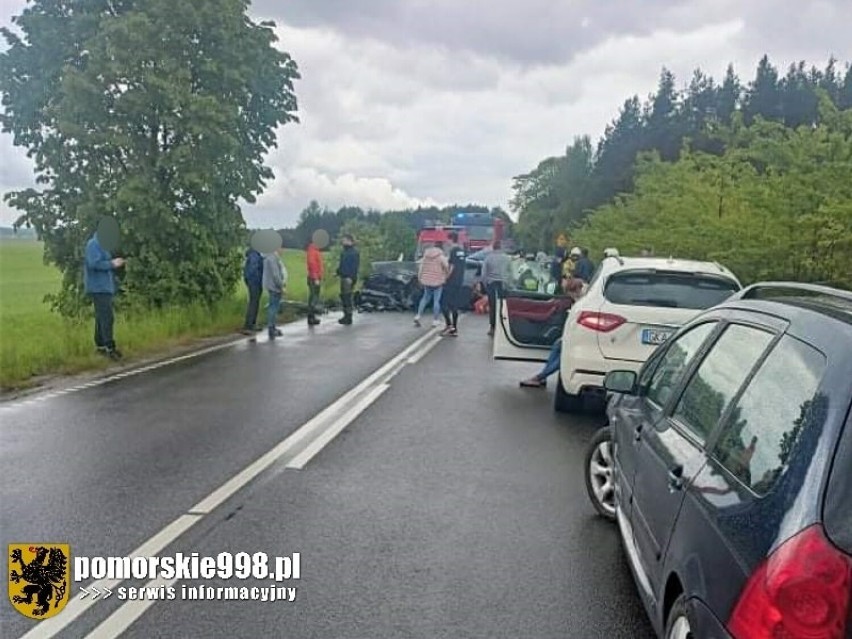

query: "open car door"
(493, 258), (572, 362)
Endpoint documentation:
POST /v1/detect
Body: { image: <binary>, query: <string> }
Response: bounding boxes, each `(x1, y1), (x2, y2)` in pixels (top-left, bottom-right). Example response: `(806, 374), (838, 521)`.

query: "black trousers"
(340, 278), (354, 318)
(442, 283), (462, 328)
(487, 281), (503, 330)
(243, 283), (262, 329)
(91, 293), (115, 350)
(307, 279), (321, 319)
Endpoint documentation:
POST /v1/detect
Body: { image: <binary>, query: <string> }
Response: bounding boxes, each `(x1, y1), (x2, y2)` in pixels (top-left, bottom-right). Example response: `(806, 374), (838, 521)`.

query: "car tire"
(584, 427), (617, 521)
(554, 374), (583, 413)
(664, 593), (695, 639)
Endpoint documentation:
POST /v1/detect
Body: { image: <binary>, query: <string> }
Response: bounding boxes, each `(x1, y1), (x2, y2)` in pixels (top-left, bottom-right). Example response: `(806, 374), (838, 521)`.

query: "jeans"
(486, 281), (503, 330)
(267, 291), (282, 331)
(307, 278), (321, 319)
(243, 283), (262, 329)
(91, 293), (115, 350)
(537, 338), (563, 381)
(417, 286), (443, 320)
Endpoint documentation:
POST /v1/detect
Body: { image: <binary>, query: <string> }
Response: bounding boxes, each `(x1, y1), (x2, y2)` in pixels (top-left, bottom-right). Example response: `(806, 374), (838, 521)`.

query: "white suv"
(555, 256), (741, 411)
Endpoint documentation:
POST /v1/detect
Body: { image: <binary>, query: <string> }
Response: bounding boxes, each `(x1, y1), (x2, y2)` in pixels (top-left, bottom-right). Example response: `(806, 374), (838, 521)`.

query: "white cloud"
(1, 0), (850, 228)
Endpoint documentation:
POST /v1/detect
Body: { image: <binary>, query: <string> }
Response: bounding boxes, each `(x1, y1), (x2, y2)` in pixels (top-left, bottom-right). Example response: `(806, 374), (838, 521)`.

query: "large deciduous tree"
(0, 0), (299, 314)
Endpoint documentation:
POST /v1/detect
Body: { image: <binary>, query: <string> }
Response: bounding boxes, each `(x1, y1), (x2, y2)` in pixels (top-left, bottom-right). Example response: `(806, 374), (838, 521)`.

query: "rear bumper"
(560, 349), (644, 396)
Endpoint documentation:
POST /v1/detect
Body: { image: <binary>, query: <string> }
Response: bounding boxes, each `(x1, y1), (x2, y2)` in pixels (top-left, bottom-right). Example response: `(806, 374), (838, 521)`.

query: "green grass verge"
(0, 241), (334, 390)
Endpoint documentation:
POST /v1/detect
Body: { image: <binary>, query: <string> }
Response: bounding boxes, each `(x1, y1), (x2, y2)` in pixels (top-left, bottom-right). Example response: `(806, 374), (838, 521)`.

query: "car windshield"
(466, 226), (494, 241)
(604, 271), (739, 309)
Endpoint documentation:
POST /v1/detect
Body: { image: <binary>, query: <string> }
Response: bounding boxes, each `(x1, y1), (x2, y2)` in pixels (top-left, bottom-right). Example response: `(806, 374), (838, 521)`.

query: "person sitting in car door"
(520, 338), (564, 389)
(519, 276), (585, 389)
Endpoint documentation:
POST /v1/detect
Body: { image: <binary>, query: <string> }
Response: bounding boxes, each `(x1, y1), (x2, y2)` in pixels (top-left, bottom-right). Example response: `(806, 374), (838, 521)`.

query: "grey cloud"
(252, 0), (700, 65)
(254, 0), (852, 69)
(736, 0), (852, 68)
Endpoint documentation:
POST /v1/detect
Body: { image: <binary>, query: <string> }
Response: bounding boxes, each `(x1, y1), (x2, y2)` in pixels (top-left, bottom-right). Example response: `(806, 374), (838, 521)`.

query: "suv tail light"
(728, 524), (851, 639)
(577, 311), (626, 332)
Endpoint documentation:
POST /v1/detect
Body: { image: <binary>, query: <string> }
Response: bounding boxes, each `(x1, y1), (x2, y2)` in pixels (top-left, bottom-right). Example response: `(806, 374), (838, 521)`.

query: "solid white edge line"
(19, 515), (202, 639)
(18, 328), (438, 639)
(286, 383), (391, 469)
(84, 577), (180, 639)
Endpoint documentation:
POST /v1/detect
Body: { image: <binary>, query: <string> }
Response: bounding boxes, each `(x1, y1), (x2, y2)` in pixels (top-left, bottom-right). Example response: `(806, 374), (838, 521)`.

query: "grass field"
(0, 240), (334, 390)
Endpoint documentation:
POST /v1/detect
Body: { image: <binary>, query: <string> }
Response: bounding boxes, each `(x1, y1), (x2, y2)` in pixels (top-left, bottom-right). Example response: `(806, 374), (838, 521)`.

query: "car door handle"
(668, 466), (684, 492)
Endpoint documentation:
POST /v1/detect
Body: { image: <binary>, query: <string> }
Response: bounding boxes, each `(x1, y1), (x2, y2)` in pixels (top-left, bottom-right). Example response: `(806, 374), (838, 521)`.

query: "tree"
(591, 95), (646, 205)
(744, 55), (783, 123)
(716, 64), (742, 124)
(573, 96), (852, 288)
(0, 0), (299, 314)
(646, 68), (684, 160)
(839, 64), (852, 110)
(779, 61), (819, 128)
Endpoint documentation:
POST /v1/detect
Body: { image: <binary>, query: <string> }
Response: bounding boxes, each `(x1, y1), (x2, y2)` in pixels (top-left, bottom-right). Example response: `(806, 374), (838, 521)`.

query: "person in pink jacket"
(414, 241), (450, 327)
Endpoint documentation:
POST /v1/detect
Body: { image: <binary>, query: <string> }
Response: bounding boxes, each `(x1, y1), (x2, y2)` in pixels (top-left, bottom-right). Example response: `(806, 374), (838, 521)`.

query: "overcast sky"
(1, 0), (851, 228)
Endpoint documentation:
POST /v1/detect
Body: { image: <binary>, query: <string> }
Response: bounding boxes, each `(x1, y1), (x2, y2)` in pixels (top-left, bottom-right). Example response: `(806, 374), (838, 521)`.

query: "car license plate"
(641, 328), (673, 345)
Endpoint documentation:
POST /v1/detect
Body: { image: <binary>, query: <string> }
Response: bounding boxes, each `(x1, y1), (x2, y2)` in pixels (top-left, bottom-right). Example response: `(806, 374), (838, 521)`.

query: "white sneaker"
(413, 315), (421, 327)
(431, 319), (441, 328)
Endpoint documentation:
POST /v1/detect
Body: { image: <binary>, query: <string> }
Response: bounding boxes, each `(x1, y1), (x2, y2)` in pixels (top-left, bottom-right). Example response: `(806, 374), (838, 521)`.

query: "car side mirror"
(604, 370), (637, 394)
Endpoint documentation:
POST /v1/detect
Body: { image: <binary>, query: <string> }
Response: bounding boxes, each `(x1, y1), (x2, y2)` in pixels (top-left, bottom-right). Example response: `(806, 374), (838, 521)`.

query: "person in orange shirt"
(306, 238), (324, 326)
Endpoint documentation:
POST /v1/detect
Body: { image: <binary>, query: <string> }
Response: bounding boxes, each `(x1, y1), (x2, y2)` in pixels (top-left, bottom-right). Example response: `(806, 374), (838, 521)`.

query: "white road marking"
(407, 333), (443, 364)
(19, 515), (202, 639)
(0, 339), (245, 410)
(20, 327), (443, 639)
(188, 327), (439, 514)
(84, 578), (179, 639)
(287, 383), (391, 469)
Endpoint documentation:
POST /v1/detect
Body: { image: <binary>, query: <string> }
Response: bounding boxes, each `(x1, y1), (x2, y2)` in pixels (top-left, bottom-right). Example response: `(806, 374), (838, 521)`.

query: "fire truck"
(414, 213), (506, 257)
(414, 224), (467, 259)
(450, 212), (505, 252)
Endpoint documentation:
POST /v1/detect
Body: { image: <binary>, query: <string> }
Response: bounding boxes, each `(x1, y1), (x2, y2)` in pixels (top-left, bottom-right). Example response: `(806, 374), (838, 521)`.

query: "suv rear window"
(604, 271), (739, 309)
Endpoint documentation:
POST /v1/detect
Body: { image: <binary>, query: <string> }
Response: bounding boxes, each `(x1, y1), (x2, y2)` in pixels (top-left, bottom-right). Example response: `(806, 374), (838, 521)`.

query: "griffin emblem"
(8, 544), (70, 620)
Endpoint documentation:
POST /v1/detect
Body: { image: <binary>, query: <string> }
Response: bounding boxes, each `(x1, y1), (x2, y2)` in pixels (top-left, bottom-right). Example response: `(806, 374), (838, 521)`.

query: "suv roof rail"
(737, 281), (852, 303)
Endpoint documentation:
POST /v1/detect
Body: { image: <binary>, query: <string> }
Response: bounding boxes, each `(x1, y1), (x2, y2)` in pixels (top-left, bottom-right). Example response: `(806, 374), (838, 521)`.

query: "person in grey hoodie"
(481, 240), (511, 336)
(263, 245), (288, 339)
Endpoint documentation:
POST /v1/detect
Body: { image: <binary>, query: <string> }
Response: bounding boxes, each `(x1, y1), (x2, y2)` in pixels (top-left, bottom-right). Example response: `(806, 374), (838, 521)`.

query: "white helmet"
(604, 248), (620, 258)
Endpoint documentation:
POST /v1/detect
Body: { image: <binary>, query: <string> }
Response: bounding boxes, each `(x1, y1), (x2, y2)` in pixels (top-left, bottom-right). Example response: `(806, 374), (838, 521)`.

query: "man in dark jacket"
(84, 227), (125, 359)
(242, 246), (264, 334)
(336, 234), (360, 325)
(441, 232), (466, 336)
(569, 246), (595, 283)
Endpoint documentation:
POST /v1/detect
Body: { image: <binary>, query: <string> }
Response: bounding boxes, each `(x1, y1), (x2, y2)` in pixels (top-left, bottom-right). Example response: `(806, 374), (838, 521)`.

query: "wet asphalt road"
(1, 311), (654, 639)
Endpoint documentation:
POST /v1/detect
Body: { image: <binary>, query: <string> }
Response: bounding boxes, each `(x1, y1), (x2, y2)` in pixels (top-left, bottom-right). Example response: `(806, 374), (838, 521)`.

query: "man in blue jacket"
(241, 246), (264, 334)
(336, 234), (360, 325)
(83, 229), (125, 359)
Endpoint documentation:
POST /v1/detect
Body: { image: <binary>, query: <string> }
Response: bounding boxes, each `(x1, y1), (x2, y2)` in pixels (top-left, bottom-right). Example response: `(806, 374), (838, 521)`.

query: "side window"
(672, 324), (774, 443)
(645, 322), (716, 408)
(637, 340), (668, 388)
(711, 336), (826, 494)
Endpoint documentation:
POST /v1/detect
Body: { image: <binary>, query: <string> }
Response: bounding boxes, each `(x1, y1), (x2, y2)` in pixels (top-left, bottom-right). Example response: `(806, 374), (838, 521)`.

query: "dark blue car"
(584, 282), (852, 639)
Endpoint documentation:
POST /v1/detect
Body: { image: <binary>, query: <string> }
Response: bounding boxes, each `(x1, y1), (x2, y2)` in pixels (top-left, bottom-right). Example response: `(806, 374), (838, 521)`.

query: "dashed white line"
(19, 515), (202, 639)
(18, 327), (443, 639)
